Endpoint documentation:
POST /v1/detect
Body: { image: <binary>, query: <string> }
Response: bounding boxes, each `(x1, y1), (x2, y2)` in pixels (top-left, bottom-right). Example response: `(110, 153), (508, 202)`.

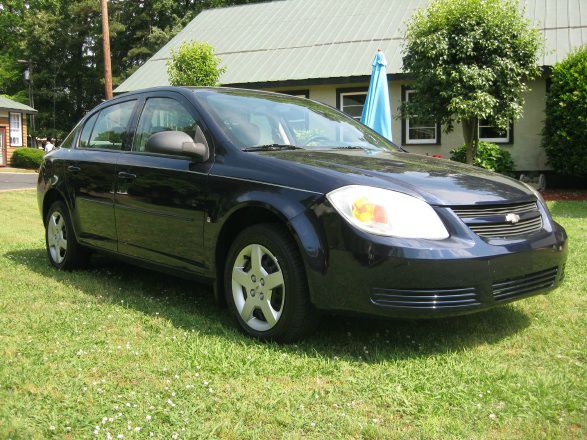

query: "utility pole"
(101, 0), (113, 99)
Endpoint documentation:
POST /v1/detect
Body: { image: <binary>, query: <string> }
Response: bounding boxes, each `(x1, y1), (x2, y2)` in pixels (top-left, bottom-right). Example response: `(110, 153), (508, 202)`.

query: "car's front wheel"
(224, 224), (318, 342)
(45, 201), (89, 270)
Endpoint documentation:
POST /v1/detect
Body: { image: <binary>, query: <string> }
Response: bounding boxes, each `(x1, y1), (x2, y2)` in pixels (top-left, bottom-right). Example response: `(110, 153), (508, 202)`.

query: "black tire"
(45, 201), (90, 270)
(224, 223), (319, 342)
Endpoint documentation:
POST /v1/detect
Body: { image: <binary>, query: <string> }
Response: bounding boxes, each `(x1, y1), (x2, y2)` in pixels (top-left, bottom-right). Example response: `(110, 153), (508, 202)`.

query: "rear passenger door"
(66, 99), (138, 251)
(114, 92), (213, 274)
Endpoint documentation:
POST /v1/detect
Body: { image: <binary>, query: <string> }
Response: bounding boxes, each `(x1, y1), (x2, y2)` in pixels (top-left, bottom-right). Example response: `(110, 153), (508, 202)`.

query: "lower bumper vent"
(492, 267), (558, 302)
(371, 286), (480, 310)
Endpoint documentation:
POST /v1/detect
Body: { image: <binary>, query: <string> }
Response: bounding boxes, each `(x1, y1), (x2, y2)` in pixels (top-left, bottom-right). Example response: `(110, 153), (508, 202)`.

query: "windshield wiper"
(242, 144), (304, 152)
(333, 146), (381, 151)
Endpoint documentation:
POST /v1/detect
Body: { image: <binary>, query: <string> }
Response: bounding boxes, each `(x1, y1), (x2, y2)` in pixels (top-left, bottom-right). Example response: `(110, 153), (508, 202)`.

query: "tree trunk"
(462, 119), (476, 165)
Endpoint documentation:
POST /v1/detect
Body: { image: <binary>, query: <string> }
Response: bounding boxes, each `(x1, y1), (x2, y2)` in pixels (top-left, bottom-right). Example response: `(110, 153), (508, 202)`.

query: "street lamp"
(17, 59), (36, 146)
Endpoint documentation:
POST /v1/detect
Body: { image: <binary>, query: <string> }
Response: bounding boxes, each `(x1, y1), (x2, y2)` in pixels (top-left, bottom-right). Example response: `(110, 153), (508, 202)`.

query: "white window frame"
(405, 90), (438, 145)
(339, 91), (368, 121)
(10, 113), (23, 147)
(478, 120), (510, 143)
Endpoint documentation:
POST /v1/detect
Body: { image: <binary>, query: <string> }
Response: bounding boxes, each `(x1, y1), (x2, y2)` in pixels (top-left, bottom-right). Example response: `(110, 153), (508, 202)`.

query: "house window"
(10, 113), (22, 146)
(404, 90), (438, 144)
(478, 119), (511, 143)
(338, 91), (367, 121)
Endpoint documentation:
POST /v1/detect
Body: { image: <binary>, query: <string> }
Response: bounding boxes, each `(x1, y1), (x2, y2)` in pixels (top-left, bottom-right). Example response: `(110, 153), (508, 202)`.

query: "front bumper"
(308, 204), (568, 319)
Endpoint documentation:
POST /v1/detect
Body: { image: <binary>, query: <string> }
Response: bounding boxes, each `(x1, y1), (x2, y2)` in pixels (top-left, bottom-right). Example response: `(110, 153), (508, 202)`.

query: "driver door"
(114, 92), (213, 274)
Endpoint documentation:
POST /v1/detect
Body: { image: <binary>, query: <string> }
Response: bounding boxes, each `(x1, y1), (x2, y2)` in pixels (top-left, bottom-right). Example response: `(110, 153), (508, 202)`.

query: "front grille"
(469, 216), (543, 238)
(452, 202), (537, 218)
(452, 202), (543, 238)
(492, 267), (558, 302)
(371, 286), (480, 310)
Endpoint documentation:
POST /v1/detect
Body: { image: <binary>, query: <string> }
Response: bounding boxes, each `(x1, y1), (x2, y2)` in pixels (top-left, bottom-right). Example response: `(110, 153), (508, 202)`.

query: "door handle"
(118, 171), (137, 180)
(67, 165), (81, 173)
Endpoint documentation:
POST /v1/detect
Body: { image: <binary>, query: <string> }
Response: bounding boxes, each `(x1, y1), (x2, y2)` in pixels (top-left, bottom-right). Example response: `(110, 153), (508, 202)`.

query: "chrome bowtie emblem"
(505, 213), (520, 224)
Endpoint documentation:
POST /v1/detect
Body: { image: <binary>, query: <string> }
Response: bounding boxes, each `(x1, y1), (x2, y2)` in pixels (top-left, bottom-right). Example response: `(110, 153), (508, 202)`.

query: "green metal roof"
(0, 95), (37, 114)
(115, 0), (587, 93)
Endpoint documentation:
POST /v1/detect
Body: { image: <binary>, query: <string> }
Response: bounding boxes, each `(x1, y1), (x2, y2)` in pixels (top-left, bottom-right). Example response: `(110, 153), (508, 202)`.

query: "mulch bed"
(542, 190), (587, 201)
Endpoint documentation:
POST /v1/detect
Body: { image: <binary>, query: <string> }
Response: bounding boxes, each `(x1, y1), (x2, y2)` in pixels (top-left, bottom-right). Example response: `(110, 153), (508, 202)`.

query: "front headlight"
(326, 185), (449, 240)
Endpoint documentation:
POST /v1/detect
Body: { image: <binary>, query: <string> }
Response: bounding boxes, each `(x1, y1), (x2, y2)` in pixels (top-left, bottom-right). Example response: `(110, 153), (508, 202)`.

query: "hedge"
(542, 46), (587, 178)
(11, 148), (45, 169)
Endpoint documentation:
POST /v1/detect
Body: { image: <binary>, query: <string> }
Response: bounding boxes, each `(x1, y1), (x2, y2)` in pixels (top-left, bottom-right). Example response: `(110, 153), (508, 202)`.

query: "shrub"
(542, 46), (587, 178)
(450, 141), (515, 175)
(167, 41), (225, 87)
(11, 148), (44, 169)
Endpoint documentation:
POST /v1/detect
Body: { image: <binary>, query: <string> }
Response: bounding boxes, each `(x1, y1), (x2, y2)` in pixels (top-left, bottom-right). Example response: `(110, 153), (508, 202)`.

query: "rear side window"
(78, 113), (99, 149)
(133, 97), (199, 152)
(58, 124), (81, 149)
(86, 100), (136, 150)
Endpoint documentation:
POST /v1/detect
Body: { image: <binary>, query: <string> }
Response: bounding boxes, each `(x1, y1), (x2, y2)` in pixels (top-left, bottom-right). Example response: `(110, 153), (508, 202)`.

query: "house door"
(0, 128), (6, 166)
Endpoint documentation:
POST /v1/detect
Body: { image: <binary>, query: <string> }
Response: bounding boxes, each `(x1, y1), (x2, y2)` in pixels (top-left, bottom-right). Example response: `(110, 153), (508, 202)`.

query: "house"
(0, 95), (37, 167)
(115, 0), (586, 171)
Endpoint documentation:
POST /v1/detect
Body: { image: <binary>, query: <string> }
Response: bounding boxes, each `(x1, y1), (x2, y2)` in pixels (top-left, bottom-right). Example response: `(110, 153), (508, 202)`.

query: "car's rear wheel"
(224, 223), (318, 342)
(45, 201), (89, 270)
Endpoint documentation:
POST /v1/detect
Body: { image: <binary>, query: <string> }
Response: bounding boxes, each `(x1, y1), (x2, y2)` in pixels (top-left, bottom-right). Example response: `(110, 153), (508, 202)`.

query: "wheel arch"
(213, 201), (327, 307)
(42, 188), (68, 223)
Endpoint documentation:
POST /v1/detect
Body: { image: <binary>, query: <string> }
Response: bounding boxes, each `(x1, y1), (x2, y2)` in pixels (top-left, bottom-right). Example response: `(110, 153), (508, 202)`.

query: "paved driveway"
(0, 172), (37, 191)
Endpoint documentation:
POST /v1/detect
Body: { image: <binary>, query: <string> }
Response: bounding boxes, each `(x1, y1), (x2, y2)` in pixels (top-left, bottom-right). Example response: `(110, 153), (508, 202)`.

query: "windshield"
(195, 89), (399, 151)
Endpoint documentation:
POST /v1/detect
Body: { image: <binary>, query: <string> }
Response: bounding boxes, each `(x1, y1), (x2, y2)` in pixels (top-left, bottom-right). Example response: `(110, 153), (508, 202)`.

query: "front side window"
(339, 91), (367, 121)
(86, 100), (136, 150)
(405, 90), (437, 144)
(198, 89), (397, 152)
(133, 98), (199, 152)
(10, 113), (22, 146)
(478, 119), (510, 143)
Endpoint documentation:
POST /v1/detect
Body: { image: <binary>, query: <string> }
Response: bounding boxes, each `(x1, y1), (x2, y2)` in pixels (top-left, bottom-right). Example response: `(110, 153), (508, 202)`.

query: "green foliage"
(167, 41), (225, 87)
(0, 0), (264, 140)
(401, 0), (542, 163)
(11, 147), (44, 169)
(450, 141), (515, 175)
(542, 46), (587, 178)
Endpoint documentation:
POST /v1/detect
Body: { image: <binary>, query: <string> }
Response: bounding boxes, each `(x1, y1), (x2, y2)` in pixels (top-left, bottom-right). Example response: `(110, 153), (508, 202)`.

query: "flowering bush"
(450, 141), (515, 175)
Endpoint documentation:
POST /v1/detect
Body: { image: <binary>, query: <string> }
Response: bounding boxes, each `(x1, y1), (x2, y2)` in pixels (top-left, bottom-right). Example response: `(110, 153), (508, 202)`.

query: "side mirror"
(145, 130), (209, 162)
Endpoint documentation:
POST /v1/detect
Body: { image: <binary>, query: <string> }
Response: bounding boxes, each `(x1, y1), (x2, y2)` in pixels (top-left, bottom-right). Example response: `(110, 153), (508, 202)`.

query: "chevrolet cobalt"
(38, 87), (568, 341)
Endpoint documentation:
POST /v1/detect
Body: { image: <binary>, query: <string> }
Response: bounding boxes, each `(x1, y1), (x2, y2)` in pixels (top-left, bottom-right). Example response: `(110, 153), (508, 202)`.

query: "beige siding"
(264, 77), (549, 171)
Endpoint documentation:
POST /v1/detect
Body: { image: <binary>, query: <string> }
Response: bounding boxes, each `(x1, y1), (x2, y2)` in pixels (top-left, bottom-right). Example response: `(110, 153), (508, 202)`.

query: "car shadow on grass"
(6, 247), (532, 363)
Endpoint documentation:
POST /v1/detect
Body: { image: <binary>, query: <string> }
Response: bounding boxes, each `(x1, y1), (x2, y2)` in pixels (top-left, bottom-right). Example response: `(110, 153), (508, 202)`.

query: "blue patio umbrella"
(360, 50), (392, 141)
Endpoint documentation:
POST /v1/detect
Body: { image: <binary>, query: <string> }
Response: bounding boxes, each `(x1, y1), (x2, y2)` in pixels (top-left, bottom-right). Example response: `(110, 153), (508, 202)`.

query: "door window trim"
(75, 98), (138, 152)
(128, 92), (213, 161)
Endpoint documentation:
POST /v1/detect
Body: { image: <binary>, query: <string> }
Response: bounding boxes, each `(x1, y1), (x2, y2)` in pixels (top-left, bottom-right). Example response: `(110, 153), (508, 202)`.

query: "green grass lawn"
(1, 190), (585, 439)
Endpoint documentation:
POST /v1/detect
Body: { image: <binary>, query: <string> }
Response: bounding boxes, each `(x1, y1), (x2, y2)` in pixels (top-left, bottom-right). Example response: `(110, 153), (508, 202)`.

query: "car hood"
(259, 149), (534, 206)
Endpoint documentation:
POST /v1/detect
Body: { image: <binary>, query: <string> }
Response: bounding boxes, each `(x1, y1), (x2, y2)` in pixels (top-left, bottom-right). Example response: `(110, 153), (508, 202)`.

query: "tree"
(401, 0), (542, 164)
(0, 0), (265, 140)
(541, 46), (587, 178)
(167, 41), (225, 87)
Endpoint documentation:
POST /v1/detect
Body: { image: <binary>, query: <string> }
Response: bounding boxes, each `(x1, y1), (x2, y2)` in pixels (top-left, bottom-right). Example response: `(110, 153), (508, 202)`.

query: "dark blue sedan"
(37, 87), (568, 341)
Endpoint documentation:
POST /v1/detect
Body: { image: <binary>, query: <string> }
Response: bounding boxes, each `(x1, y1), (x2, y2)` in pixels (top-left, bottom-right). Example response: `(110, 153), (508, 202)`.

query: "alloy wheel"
(47, 211), (67, 264)
(231, 243), (285, 331)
